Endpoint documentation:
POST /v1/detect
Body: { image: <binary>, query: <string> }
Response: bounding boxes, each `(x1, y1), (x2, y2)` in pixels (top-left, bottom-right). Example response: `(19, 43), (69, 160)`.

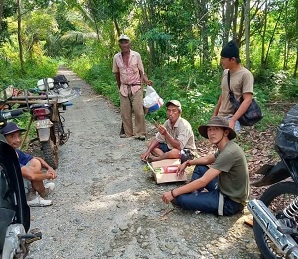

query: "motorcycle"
(8, 76), (81, 169)
(248, 104), (298, 259)
(0, 86), (42, 259)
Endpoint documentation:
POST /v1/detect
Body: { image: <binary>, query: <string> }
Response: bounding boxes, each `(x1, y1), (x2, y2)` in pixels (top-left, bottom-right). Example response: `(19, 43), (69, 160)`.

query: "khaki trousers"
(120, 88), (146, 137)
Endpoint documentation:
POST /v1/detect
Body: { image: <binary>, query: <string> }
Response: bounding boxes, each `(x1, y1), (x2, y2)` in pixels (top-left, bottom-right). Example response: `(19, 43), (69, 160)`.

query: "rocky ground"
(26, 67), (266, 259)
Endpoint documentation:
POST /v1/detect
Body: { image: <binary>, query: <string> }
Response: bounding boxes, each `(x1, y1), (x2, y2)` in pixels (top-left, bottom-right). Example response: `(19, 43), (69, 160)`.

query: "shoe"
(120, 134), (127, 138)
(44, 182), (55, 196)
(134, 135), (146, 141)
(27, 195), (53, 207)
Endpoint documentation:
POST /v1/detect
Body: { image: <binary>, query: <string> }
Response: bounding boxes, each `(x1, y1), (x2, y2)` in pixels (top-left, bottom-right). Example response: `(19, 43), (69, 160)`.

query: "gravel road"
(28, 67), (262, 259)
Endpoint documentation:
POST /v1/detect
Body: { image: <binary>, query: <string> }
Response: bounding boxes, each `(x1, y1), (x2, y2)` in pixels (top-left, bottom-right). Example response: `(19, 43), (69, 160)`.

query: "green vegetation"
(0, 0), (297, 141)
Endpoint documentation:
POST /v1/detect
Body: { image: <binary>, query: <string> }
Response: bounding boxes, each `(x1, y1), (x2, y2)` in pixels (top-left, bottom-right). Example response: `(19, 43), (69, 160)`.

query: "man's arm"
(21, 166), (53, 181)
(34, 157), (57, 179)
(114, 72), (121, 89)
(229, 92), (253, 129)
(162, 166), (221, 203)
(141, 139), (159, 160)
(213, 94), (222, 117)
(176, 153), (216, 177)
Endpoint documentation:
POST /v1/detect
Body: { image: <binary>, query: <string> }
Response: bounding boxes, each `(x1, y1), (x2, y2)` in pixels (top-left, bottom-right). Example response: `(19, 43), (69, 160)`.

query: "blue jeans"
(175, 165), (244, 216)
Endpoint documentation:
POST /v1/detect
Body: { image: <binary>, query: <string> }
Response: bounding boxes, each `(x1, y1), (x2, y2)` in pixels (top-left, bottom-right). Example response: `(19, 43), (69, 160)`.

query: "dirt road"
(28, 67), (261, 259)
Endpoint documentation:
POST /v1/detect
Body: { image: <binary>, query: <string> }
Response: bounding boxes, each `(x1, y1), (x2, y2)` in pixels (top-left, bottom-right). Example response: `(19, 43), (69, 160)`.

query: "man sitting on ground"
(162, 116), (250, 216)
(1, 122), (57, 207)
(141, 100), (197, 162)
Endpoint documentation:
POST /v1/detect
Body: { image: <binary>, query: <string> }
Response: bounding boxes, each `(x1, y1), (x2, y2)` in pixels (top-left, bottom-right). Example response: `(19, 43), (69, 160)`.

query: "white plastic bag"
(143, 86), (164, 113)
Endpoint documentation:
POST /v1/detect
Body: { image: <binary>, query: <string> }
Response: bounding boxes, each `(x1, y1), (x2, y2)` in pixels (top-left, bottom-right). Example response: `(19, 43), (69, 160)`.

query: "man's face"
(207, 126), (227, 144)
(4, 131), (22, 149)
(220, 57), (234, 69)
(166, 104), (180, 124)
(119, 40), (130, 52)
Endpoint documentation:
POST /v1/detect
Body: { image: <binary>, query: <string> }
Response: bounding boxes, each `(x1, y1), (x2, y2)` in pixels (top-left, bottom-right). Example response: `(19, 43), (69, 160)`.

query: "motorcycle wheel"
(253, 181), (298, 259)
(41, 139), (58, 169)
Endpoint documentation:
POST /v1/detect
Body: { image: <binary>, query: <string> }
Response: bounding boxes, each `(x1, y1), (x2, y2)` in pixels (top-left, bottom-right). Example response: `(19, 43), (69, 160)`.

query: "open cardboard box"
(148, 159), (187, 184)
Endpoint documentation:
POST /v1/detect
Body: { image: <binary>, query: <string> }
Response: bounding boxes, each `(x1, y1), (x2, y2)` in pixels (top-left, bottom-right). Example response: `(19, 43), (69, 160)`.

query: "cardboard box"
(148, 159), (187, 184)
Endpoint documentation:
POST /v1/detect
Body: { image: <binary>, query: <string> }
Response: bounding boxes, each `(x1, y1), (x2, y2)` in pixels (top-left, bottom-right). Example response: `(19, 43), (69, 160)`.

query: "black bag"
(227, 70), (263, 126)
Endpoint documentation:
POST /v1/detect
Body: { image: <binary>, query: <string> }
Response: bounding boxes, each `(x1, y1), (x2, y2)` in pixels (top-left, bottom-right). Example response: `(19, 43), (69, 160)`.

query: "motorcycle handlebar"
(0, 109), (24, 121)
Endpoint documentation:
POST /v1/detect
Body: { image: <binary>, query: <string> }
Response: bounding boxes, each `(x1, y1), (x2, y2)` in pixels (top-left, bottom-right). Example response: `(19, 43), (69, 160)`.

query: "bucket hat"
(198, 116), (236, 140)
(1, 122), (26, 135)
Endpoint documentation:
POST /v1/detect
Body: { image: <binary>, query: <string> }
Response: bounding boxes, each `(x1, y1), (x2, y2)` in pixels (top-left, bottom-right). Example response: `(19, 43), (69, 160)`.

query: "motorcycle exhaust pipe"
(248, 199), (298, 259)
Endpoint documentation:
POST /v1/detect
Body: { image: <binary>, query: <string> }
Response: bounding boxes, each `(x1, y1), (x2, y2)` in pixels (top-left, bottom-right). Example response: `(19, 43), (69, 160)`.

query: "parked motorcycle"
(0, 87), (42, 259)
(248, 104), (298, 259)
(8, 76), (81, 169)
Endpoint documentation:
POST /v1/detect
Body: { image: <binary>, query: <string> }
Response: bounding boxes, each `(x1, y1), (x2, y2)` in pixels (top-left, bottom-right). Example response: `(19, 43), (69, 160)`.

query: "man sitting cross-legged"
(141, 100), (197, 162)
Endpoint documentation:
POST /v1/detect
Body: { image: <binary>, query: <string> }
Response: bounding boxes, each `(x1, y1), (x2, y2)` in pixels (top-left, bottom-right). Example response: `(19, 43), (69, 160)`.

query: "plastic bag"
(143, 86), (164, 113)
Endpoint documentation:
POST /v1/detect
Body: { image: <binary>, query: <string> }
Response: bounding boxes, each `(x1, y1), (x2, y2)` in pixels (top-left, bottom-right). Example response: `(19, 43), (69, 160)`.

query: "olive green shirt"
(213, 141), (250, 204)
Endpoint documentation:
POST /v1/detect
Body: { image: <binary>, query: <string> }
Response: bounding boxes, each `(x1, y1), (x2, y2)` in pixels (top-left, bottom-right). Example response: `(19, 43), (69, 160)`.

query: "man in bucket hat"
(1, 122), (57, 207)
(162, 116), (250, 216)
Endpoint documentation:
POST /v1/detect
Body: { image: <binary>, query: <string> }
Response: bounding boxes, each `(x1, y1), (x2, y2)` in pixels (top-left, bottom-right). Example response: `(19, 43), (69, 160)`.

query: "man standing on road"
(141, 100), (196, 162)
(162, 116), (250, 216)
(113, 34), (152, 140)
(213, 40), (254, 132)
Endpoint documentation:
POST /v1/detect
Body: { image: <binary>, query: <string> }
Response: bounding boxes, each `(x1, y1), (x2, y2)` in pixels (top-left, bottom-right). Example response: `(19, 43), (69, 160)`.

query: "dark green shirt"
(213, 141), (250, 204)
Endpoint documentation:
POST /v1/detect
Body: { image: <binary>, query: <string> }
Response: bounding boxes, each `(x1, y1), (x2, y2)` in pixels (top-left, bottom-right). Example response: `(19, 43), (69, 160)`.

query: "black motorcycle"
(248, 104), (298, 258)
(0, 87), (41, 258)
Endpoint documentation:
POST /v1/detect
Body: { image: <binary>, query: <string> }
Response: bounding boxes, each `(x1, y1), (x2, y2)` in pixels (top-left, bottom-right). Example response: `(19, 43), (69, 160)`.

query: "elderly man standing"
(141, 100), (196, 162)
(112, 34), (152, 140)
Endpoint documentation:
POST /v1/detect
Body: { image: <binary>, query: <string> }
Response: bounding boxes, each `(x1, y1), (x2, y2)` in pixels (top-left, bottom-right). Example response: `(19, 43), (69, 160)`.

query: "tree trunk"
(244, 0), (250, 69)
(17, 0), (24, 74)
(194, 0), (210, 66)
(261, 0), (268, 69)
(222, 0), (233, 45)
(0, 0), (3, 33)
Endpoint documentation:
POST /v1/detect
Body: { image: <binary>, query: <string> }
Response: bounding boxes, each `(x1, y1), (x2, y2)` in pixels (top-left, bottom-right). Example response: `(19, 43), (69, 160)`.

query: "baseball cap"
(119, 34), (130, 42)
(1, 122), (26, 135)
(166, 100), (182, 112)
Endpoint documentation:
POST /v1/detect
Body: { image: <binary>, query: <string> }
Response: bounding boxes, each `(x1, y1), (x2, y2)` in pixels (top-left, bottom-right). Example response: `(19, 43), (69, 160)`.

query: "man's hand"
(141, 151), (150, 161)
(146, 80), (153, 86)
(176, 162), (187, 178)
(157, 124), (168, 136)
(162, 191), (174, 204)
(228, 118), (236, 130)
(47, 167), (57, 179)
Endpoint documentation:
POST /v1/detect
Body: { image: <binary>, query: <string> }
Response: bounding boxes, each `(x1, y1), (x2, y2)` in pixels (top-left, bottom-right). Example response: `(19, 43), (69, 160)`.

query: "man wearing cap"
(162, 116), (250, 216)
(141, 100), (196, 162)
(112, 34), (153, 140)
(213, 40), (254, 131)
(1, 122), (57, 207)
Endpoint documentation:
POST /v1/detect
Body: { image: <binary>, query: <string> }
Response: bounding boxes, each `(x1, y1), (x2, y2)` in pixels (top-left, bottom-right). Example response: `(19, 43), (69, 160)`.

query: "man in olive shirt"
(162, 116), (250, 216)
(141, 100), (196, 162)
